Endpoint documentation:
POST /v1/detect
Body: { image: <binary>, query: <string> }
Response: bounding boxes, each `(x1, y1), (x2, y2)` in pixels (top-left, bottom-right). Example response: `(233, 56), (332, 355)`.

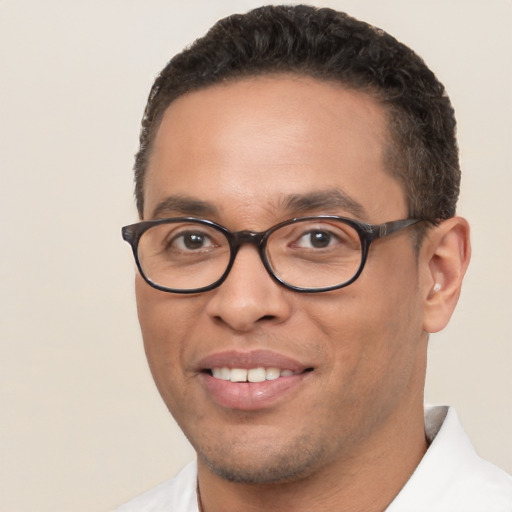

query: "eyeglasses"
(122, 216), (422, 294)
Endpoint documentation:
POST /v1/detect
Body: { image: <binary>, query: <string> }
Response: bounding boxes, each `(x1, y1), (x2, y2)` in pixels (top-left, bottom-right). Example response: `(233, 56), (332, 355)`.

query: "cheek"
(135, 277), (194, 394)
(306, 251), (423, 375)
(302, 274), (424, 439)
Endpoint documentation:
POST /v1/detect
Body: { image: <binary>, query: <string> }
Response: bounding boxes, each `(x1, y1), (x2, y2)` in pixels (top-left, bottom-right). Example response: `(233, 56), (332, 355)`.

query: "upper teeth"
(211, 367), (295, 383)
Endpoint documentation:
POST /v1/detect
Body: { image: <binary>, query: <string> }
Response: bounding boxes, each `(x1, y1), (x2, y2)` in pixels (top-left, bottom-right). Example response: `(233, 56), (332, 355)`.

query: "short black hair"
(134, 4), (460, 228)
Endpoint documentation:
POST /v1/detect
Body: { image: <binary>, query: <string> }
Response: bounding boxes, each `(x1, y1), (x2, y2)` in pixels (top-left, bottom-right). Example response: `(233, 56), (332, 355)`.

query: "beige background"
(1, 0), (511, 510)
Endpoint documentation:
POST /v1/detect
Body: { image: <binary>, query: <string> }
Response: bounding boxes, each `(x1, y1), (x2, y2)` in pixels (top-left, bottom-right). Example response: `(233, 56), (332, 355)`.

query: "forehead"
(144, 75), (406, 224)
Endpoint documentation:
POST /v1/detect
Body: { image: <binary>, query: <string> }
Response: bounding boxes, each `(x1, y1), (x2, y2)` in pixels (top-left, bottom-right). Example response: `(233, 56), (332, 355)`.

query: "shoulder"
(389, 406), (512, 511)
(112, 461), (198, 512)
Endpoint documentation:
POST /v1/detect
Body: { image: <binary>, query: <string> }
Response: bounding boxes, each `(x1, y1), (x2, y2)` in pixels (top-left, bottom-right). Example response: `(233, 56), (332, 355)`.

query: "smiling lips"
(211, 367), (298, 382)
(198, 350), (312, 410)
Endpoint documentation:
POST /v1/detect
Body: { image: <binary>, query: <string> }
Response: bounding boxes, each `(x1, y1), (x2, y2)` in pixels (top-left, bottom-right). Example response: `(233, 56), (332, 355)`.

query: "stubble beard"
(196, 431), (337, 485)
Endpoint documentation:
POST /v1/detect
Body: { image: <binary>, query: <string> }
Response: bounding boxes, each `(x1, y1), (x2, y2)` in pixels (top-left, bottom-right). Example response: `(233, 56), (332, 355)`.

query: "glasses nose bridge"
(229, 229), (266, 253)
(222, 229), (270, 283)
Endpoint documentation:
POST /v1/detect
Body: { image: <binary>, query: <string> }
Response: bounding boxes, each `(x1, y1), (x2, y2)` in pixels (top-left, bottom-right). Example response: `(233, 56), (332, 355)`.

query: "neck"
(196, 402), (428, 512)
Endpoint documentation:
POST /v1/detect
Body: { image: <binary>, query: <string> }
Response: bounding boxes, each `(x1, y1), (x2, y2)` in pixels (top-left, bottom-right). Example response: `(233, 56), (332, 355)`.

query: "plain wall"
(1, 1), (511, 510)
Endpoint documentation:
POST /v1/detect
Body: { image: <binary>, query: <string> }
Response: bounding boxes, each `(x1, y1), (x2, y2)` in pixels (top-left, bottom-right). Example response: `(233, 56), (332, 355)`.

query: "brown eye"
(176, 232), (210, 250)
(297, 230), (334, 249)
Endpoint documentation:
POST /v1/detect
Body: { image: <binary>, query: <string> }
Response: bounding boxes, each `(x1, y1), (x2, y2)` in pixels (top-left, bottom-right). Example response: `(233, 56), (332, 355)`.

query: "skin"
(135, 75), (470, 511)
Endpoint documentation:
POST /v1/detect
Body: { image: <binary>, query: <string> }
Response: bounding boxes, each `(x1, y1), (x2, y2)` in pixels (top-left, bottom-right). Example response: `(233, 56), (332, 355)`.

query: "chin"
(201, 456), (311, 485)
(197, 435), (330, 485)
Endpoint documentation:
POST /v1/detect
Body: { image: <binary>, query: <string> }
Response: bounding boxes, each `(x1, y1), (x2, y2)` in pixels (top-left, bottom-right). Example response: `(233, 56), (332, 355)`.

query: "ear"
(420, 216), (471, 333)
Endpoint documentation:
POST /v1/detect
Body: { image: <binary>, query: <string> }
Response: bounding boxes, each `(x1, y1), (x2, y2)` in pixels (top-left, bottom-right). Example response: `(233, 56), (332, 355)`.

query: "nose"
(205, 245), (292, 332)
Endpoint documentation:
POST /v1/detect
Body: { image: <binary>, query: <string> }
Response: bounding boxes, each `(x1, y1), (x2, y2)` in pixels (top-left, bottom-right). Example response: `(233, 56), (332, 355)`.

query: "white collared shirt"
(113, 406), (512, 511)
(388, 406), (512, 511)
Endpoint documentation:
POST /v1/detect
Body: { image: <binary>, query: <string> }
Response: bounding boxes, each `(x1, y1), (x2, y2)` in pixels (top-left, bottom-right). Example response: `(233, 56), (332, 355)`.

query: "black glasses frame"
(122, 216), (423, 294)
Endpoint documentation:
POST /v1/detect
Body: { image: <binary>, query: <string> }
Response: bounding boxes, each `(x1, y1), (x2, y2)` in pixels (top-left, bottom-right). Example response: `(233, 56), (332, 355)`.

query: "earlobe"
(421, 217), (471, 333)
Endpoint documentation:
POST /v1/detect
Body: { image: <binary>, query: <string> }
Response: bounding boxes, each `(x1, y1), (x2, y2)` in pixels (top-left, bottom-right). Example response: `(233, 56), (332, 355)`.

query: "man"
(118, 5), (512, 511)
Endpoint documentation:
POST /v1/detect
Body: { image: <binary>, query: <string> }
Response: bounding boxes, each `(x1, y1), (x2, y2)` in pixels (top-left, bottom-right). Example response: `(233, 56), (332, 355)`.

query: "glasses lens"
(137, 221), (230, 291)
(266, 218), (363, 290)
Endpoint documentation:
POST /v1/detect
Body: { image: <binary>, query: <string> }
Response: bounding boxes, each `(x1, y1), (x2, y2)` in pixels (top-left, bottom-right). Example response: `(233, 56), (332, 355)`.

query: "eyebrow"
(150, 195), (219, 219)
(149, 189), (366, 221)
(280, 189), (367, 219)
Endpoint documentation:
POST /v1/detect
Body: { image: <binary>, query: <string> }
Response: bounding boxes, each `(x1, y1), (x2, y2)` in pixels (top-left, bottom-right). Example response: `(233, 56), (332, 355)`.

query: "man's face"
(136, 75), (429, 483)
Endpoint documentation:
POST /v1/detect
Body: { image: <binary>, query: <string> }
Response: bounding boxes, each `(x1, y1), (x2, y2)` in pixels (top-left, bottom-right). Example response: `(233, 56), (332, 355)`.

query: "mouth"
(204, 367), (313, 382)
(197, 351), (314, 410)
